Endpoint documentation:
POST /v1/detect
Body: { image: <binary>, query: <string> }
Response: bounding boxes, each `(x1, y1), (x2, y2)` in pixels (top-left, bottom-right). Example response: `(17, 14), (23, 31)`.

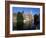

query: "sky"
(12, 7), (40, 15)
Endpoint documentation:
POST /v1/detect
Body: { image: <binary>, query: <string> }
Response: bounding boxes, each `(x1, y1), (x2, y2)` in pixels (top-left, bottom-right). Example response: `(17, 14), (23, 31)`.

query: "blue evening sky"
(12, 7), (40, 15)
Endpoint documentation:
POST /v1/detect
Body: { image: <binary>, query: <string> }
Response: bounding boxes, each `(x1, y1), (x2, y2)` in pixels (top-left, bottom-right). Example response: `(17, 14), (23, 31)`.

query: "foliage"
(16, 11), (24, 30)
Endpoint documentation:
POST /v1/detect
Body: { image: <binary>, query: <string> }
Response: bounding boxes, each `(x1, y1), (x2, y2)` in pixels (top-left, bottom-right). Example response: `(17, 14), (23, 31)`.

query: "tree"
(34, 14), (40, 29)
(16, 11), (24, 30)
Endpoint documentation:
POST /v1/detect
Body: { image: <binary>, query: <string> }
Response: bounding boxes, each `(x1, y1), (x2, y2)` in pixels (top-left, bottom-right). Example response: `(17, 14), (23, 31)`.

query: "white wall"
(0, 0), (5, 38)
(6, 0), (45, 3)
(0, 0), (46, 38)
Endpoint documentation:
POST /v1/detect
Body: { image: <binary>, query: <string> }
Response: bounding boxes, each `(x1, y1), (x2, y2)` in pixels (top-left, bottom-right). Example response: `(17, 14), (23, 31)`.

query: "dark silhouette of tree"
(16, 11), (24, 30)
(34, 14), (40, 29)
